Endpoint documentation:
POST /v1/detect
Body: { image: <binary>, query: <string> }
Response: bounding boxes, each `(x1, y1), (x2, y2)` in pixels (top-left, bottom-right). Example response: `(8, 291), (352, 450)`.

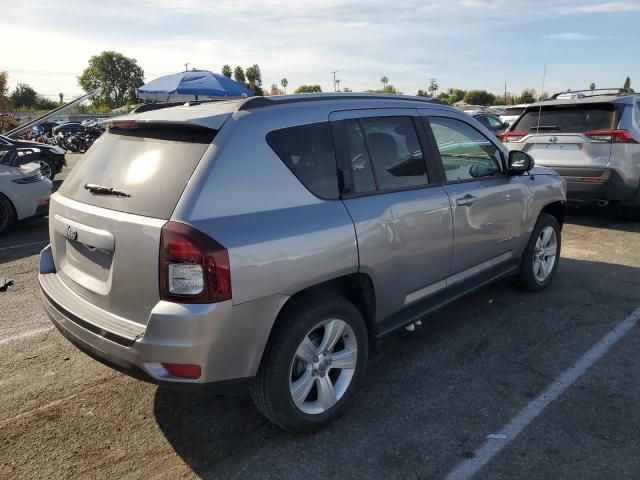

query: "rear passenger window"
(266, 122), (338, 199)
(339, 116), (428, 193)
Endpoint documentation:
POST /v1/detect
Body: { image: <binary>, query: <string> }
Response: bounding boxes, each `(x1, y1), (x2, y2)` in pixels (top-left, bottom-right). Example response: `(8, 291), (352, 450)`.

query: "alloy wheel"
(533, 225), (557, 282)
(289, 318), (358, 415)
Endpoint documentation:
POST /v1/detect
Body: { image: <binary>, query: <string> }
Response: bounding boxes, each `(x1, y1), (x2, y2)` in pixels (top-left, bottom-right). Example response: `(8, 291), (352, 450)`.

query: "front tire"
(517, 213), (561, 291)
(250, 295), (368, 433)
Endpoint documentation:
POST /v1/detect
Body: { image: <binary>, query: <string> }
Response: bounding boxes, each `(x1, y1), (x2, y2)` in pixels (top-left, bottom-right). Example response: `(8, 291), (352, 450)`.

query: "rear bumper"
(549, 166), (638, 203)
(38, 245), (287, 390)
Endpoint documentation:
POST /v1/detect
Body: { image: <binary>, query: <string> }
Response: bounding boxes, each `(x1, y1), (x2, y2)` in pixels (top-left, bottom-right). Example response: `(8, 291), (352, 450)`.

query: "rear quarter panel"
(174, 106), (359, 305)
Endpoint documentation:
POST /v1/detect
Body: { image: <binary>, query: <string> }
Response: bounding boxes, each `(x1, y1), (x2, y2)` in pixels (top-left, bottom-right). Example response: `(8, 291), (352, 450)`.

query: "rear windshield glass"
(512, 104), (618, 133)
(59, 126), (215, 219)
(502, 107), (525, 116)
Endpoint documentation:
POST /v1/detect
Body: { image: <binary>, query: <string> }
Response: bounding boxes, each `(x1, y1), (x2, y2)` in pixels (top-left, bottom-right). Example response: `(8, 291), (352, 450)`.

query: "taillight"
(498, 131), (527, 143)
(159, 221), (231, 303)
(584, 130), (637, 143)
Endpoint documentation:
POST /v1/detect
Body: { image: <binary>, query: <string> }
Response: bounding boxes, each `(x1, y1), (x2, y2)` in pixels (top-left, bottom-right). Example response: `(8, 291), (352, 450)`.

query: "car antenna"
(535, 65), (547, 134)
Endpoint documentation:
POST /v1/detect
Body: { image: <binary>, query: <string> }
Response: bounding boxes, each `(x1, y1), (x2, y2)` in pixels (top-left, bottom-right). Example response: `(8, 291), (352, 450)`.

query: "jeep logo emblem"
(548, 136), (558, 144)
(65, 226), (78, 241)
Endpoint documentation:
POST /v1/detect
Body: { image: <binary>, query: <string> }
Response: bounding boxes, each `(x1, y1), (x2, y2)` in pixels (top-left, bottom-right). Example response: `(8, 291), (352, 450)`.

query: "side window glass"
(476, 115), (490, 128)
(427, 116), (502, 182)
(266, 122), (338, 199)
(358, 116), (428, 191)
(486, 116), (504, 130)
(342, 120), (377, 193)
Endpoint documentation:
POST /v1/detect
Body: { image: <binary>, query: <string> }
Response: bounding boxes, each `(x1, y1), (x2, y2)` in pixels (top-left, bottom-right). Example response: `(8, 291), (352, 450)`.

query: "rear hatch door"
(51, 123), (217, 328)
(505, 103), (620, 167)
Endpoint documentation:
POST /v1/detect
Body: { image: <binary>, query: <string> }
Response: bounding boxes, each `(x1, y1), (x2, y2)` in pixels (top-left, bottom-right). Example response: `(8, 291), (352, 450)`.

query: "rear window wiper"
(84, 183), (131, 197)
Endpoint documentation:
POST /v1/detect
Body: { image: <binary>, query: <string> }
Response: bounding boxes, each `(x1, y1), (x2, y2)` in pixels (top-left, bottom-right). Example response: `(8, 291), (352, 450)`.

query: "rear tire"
(517, 213), (561, 292)
(250, 294), (368, 433)
(0, 194), (16, 235)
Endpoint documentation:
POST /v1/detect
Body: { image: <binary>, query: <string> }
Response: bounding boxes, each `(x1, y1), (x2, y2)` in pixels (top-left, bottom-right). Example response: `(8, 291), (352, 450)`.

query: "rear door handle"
(456, 194), (477, 207)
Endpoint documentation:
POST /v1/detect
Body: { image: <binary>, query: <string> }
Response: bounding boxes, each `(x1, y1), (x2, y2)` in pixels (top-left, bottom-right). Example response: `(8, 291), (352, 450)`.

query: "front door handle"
(456, 194), (477, 207)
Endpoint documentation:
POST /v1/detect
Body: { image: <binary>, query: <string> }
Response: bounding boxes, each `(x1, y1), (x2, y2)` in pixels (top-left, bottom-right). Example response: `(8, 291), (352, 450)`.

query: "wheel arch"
(265, 273), (377, 354)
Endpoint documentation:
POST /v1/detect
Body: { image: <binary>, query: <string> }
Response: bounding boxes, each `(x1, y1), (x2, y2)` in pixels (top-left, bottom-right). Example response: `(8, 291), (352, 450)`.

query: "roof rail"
(549, 88), (636, 100)
(238, 93), (442, 111)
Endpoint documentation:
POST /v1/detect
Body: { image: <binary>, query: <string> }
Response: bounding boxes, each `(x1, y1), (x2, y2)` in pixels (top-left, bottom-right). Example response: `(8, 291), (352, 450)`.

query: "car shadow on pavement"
(153, 255), (640, 480)
(564, 205), (640, 233)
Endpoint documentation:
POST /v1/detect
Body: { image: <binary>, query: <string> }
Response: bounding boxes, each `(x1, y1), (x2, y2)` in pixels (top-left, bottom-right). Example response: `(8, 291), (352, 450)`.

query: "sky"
(2, 0), (639, 100)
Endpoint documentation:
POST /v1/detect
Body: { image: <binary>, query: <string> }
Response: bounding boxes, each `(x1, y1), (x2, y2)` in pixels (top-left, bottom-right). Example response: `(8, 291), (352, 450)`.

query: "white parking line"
(0, 240), (48, 252)
(445, 306), (640, 480)
(0, 326), (54, 346)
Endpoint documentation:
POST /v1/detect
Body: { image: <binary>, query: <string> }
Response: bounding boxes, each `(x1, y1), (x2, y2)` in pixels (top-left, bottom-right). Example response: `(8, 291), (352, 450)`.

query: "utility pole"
(336, 79), (341, 92)
(331, 71), (339, 92)
(184, 62), (190, 72)
(504, 81), (507, 104)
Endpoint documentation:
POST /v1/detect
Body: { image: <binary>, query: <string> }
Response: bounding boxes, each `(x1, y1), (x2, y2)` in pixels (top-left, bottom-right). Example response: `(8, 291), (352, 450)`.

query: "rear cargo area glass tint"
(59, 126), (215, 219)
(513, 104), (619, 133)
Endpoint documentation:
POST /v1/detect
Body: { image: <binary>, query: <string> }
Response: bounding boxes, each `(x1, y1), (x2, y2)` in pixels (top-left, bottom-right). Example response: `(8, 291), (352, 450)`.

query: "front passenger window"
(427, 117), (502, 182)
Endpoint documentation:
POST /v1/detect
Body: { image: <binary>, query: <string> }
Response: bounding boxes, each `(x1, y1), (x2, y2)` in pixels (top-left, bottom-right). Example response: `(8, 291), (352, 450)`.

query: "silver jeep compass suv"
(39, 94), (566, 432)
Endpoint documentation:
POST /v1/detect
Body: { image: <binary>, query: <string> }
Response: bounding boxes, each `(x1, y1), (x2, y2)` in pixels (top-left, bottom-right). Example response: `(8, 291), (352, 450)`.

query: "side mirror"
(503, 121), (510, 128)
(508, 150), (535, 175)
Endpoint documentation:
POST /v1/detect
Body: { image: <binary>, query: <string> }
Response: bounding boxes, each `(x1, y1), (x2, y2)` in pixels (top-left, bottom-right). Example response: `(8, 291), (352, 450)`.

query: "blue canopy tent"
(137, 70), (252, 102)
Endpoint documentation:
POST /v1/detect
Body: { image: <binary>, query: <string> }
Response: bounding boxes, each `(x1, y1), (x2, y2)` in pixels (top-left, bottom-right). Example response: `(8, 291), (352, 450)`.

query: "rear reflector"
(578, 177), (605, 184)
(38, 198), (50, 206)
(585, 130), (637, 144)
(162, 363), (201, 379)
(498, 131), (527, 143)
(159, 221), (231, 304)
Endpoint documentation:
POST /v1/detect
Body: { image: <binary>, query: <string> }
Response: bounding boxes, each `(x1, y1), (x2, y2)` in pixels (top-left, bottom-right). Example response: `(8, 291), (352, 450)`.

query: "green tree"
(280, 77), (288, 94)
(59, 92), (64, 104)
(245, 64), (262, 90)
(233, 66), (246, 85)
(623, 76), (631, 90)
(221, 64), (232, 78)
(365, 85), (399, 94)
(78, 51), (144, 108)
(10, 83), (38, 108)
(381, 76), (389, 88)
(0, 71), (11, 110)
(34, 97), (58, 111)
(463, 89), (495, 105)
(516, 88), (537, 104)
(294, 85), (323, 93)
(589, 82), (596, 91)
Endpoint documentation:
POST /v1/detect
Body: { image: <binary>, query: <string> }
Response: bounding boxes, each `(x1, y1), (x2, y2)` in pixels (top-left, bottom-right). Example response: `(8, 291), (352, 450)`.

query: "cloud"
(568, 1), (640, 12)
(543, 32), (597, 40)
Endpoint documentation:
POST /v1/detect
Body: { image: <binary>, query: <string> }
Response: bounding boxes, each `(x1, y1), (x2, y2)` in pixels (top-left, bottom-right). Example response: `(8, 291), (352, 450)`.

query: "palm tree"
(381, 76), (389, 88)
(246, 66), (257, 90)
(234, 66), (246, 85)
(281, 78), (288, 94)
(58, 93), (64, 104)
(221, 65), (232, 78)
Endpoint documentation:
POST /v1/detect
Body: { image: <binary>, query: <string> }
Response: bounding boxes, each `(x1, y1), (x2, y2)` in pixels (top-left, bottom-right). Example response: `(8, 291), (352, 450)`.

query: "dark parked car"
(473, 113), (509, 134)
(0, 134), (66, 180)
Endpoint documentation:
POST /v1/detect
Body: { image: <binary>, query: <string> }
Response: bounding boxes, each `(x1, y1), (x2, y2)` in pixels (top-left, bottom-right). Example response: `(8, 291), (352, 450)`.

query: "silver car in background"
(39, 94), (566, 432)
(500, 90), (640, 218)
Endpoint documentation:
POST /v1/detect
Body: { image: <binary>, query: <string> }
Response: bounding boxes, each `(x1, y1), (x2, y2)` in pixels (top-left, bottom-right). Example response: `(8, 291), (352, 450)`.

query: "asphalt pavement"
(1, 155), (639, 479)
